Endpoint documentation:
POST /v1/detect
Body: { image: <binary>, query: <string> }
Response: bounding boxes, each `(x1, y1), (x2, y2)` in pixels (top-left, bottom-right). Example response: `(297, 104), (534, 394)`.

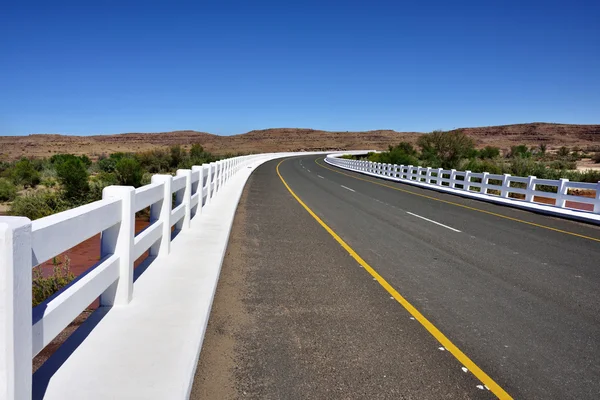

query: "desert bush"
(11, 158), (41, 187)
(478, 146), (500, 159)
(0, 178), (17, 201)
(508, 145), (531, 159)
(592, 153), (600, 164)
(9, 190), (69, 220)
(32, 255), (75, 307)
(115, 157), (144, 187)
(50, 153), (92, 168)
(556, 146), (570, 158)
(170, 145), (186, 169)
(550, 159), (576, 171)
(418, 130), (475, 169)
(55, 157), (90, 202)
(97, 157), (117, 173)
(190, 143), (204, 159)
(136, 149), (171, 173)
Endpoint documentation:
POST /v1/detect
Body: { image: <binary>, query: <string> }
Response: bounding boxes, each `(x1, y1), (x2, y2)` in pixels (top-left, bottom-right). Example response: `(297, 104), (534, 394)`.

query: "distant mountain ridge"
(0, 123), (598, 160)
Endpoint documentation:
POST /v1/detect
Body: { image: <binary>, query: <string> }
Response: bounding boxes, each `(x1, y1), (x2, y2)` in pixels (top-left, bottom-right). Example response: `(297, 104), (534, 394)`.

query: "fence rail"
(325, 156), (600, 216)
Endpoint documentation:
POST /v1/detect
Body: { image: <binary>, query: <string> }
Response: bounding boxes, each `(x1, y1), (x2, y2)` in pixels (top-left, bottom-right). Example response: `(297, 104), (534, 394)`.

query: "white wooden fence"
(0, 154), (258, 399)
(326, 156), (600, 215)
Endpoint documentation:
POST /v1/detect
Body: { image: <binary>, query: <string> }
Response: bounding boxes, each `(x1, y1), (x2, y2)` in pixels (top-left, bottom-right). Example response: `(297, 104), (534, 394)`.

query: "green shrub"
(0, 178), (17, 201)
(32, 255), (75, 307)
(417, 130), (475, 169)
(55, 158), (90, 202)
(136, 149), (171, 173)
(50, 153), (92, 168)
(97, 157), (117, 173)
(115, 157), (144, 187)
(592, 153), (600, 164)
(509, 145), (531, 159)
(557, 146), (570, 158)
(170, 145), (185, 169)
(11, 158), (41, 187)
(9, 190), (69, 220)
(190, 144), (205, 159)
(478, 146), (500, 159)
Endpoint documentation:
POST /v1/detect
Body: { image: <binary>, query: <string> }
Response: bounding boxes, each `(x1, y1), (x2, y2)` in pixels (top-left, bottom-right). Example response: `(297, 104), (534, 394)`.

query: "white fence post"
(481, 172), (489, 194)
(207, 163), (213, 204)
(425, 167), (432, 183)
(501, 174), (511, 198)
(0, 217), (32, 400)
(100, 186), (135, 306)
(463, 171), (471, 191)
(449, 170), (457, 188)
(150, 175), (172, 257)
(436, 168), (443, 185)
(176, 169), (192, 230)
(556, 178), (569, 208)
(525, 176), (536, 202)
(192, 165), (203, 216)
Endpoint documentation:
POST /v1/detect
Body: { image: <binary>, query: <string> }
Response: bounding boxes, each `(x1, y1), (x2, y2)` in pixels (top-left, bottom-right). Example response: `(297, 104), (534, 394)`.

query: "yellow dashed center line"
(276, 159), (513, 400)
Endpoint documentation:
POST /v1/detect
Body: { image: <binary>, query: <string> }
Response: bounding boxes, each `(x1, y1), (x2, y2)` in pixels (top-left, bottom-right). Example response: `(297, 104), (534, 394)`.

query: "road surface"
(192, 155), (600, 399)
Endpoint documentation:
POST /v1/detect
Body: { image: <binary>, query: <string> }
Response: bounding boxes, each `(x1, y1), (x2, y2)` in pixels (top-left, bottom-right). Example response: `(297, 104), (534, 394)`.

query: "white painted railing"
(0, 153), (259, 400)
(326, 155), (600, 220)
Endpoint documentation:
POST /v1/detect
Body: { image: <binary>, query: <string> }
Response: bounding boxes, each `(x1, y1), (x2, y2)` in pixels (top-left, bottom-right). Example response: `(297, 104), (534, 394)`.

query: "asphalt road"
(193, 155), (600, 399)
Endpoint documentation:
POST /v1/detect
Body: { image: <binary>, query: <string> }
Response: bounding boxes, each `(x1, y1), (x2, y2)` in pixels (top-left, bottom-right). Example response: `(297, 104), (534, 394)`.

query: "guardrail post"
(100, 186), (135, 306)
(406, 165), (413, 180)
(501, 174), (511, 198)
(191, 165), (203, 216)
(449, 170), (457, 188)
(150, 175), (172, 257)
(556, 178), (569, 208)
(525, 176), (536, 202)
(425, 167), (432, 183)
(0, 217), (32, 400)
(436, 168), (443, 185)
(463, 171), (471, 191)
(207, 163), (213, 204)
(416, 166), (423, 182)
(481, 172), (489, 194)
(595, 182), (600, 214)
(176, 169), (192, 230)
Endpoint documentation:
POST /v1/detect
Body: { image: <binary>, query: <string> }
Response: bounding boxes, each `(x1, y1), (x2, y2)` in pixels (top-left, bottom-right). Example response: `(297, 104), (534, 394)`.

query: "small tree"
(55, 158), (90, 202)
(0, 178), (17, 201)
(115, 157), (144, 187)
(12, 158), (41, 187)
(557, 146), (570, 158)
(478, 146), (500, 159)
(417, 130), (475, 169)
(190, 143), (204, 159)
(170, 145), (185, 169)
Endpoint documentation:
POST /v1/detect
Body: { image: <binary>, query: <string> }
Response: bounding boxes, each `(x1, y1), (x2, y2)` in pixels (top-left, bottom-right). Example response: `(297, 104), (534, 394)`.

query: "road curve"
(192, 155), (600, 400)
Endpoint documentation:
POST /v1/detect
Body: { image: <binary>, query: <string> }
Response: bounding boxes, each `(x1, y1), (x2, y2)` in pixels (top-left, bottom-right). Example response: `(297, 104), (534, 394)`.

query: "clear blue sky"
(2, 0), (599, 136)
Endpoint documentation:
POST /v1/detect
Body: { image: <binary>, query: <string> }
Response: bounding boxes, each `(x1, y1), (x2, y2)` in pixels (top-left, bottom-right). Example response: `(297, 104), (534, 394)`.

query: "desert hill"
(0, 123), (598, 161)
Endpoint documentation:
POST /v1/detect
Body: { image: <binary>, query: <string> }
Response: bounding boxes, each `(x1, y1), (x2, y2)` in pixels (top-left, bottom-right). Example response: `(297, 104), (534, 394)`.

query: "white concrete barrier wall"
(325, 154), (600, 224)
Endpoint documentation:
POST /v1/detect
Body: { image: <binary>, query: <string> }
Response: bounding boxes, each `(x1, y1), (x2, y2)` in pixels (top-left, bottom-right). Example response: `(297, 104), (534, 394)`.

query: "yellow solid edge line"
(315, 158), (600, 243)
(276, 159), (513, 400)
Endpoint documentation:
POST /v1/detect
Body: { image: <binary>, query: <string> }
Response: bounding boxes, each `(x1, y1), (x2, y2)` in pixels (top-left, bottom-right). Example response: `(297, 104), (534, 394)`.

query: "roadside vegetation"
(0, 144), (233, 221)
(354, 130), (600, 184)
